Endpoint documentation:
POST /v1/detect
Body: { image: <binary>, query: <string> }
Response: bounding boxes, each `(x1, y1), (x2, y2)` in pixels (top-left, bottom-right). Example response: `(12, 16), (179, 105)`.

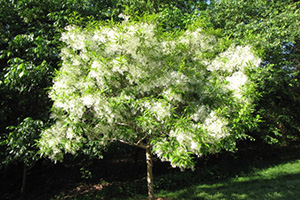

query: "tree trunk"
(2, 164), (8, 181)
(146, 146), (155, 200)
(21, 164), (28, 195)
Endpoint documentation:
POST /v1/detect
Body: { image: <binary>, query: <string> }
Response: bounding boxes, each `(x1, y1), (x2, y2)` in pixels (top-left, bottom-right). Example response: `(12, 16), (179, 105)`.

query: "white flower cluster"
(203, 111), (229, 140)
(152, 108), (229, 166)
(226, 71), (249, 98)
(179, 28), (216, 59)
(39, 120), (83, 161)
(61, 26), (87, 50)
(143, 100), (171, 121)
(169, 128), (199, 152)
(41, 21), (261, 168)
(208, 45), (261, 73)
(208, 45), (261, 99)
(162, 88), (182, 102)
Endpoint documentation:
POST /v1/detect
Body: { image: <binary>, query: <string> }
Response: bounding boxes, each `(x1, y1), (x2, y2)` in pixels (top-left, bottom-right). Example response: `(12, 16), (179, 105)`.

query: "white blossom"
(82, 94), (94, 107)
(208, 45), (261, 72)
(93, 30), (106, 43)
(62, 26), (87, 50)
(162, 88), (182, 102)
(226, 71), (248, 98)
(40, 21), (260, 170)
(143, 100), (171, 121)
(203, 111), (229, 140)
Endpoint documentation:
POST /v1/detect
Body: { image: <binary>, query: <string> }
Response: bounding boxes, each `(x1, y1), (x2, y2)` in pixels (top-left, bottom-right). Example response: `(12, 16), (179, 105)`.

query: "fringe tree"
(39, 20), (261, 199)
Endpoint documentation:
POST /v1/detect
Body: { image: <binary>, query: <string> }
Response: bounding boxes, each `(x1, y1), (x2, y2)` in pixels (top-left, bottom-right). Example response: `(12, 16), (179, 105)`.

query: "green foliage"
(209, 0), (300, 144)
(3, 117), (44, 167)
(0, 0), (128, 167)
(0, 0), (60, 167)
(39, 17), (261, 171)
(80, 167), (93, 180)
(123, 0), (207, 30)
(0, 0), (210, 169)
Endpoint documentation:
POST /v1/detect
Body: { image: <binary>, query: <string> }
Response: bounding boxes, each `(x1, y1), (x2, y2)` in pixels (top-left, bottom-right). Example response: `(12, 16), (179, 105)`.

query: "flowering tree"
(39, 20), (261, 199)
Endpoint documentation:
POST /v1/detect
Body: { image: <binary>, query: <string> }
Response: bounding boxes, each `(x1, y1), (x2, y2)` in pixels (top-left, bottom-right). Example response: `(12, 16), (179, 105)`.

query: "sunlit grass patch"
(156, 159), (300, 200)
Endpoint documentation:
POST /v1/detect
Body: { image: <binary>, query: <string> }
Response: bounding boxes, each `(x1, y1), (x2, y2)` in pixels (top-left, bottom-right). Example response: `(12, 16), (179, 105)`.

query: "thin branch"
(135, 135), (148, 149)
(136, 142), (147, 149)
(119, 139), (133, 146)
(115, 122), (131, 127)
(119, 139), (147, 149)
(136, 135), (147, 146)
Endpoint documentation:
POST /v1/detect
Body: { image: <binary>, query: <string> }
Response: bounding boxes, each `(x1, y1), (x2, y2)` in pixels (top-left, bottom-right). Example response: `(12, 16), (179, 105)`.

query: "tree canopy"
(39, 19), (261, 199)
(0, 0), (207, 167)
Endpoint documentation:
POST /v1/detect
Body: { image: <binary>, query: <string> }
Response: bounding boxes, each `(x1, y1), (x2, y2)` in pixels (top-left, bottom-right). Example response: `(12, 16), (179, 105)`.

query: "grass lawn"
(157, 159), (300, 200)
(48, 145), (300, 200)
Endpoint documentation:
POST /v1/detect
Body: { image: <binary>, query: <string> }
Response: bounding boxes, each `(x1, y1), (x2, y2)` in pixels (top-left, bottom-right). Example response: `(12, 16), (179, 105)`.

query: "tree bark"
(146, 146), (155, 200)
(21, 164), (28, 196)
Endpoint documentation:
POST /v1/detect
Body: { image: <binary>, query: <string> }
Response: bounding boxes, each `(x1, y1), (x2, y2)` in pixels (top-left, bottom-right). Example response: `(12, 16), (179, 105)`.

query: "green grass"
(50, 146), (300, 200)
(157, 159), (300, 200)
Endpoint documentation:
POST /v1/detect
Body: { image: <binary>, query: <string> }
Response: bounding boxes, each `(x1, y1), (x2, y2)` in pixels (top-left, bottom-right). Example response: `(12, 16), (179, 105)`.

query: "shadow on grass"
(60, 145), (300, 200)
(7, 144), (299, 200)
(59, 169), (300, 200)
(160, 172), (300, 200)
(50, 144), (300, 200)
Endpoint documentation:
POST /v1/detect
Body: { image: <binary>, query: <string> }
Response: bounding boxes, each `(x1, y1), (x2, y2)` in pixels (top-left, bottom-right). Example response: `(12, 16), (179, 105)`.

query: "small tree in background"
(39, 19), (261, 199)
(4, 117), (44, 195)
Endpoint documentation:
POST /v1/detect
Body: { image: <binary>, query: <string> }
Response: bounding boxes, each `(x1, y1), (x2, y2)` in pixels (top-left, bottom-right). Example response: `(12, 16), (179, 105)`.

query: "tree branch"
(136, 135), (147, 146)
(119, 139), (134, 146)
(118, 138), (148, 149)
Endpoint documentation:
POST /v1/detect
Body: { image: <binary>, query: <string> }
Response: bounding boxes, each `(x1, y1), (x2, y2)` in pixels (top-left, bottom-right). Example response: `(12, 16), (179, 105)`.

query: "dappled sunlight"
(158, 160), (300, 200)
